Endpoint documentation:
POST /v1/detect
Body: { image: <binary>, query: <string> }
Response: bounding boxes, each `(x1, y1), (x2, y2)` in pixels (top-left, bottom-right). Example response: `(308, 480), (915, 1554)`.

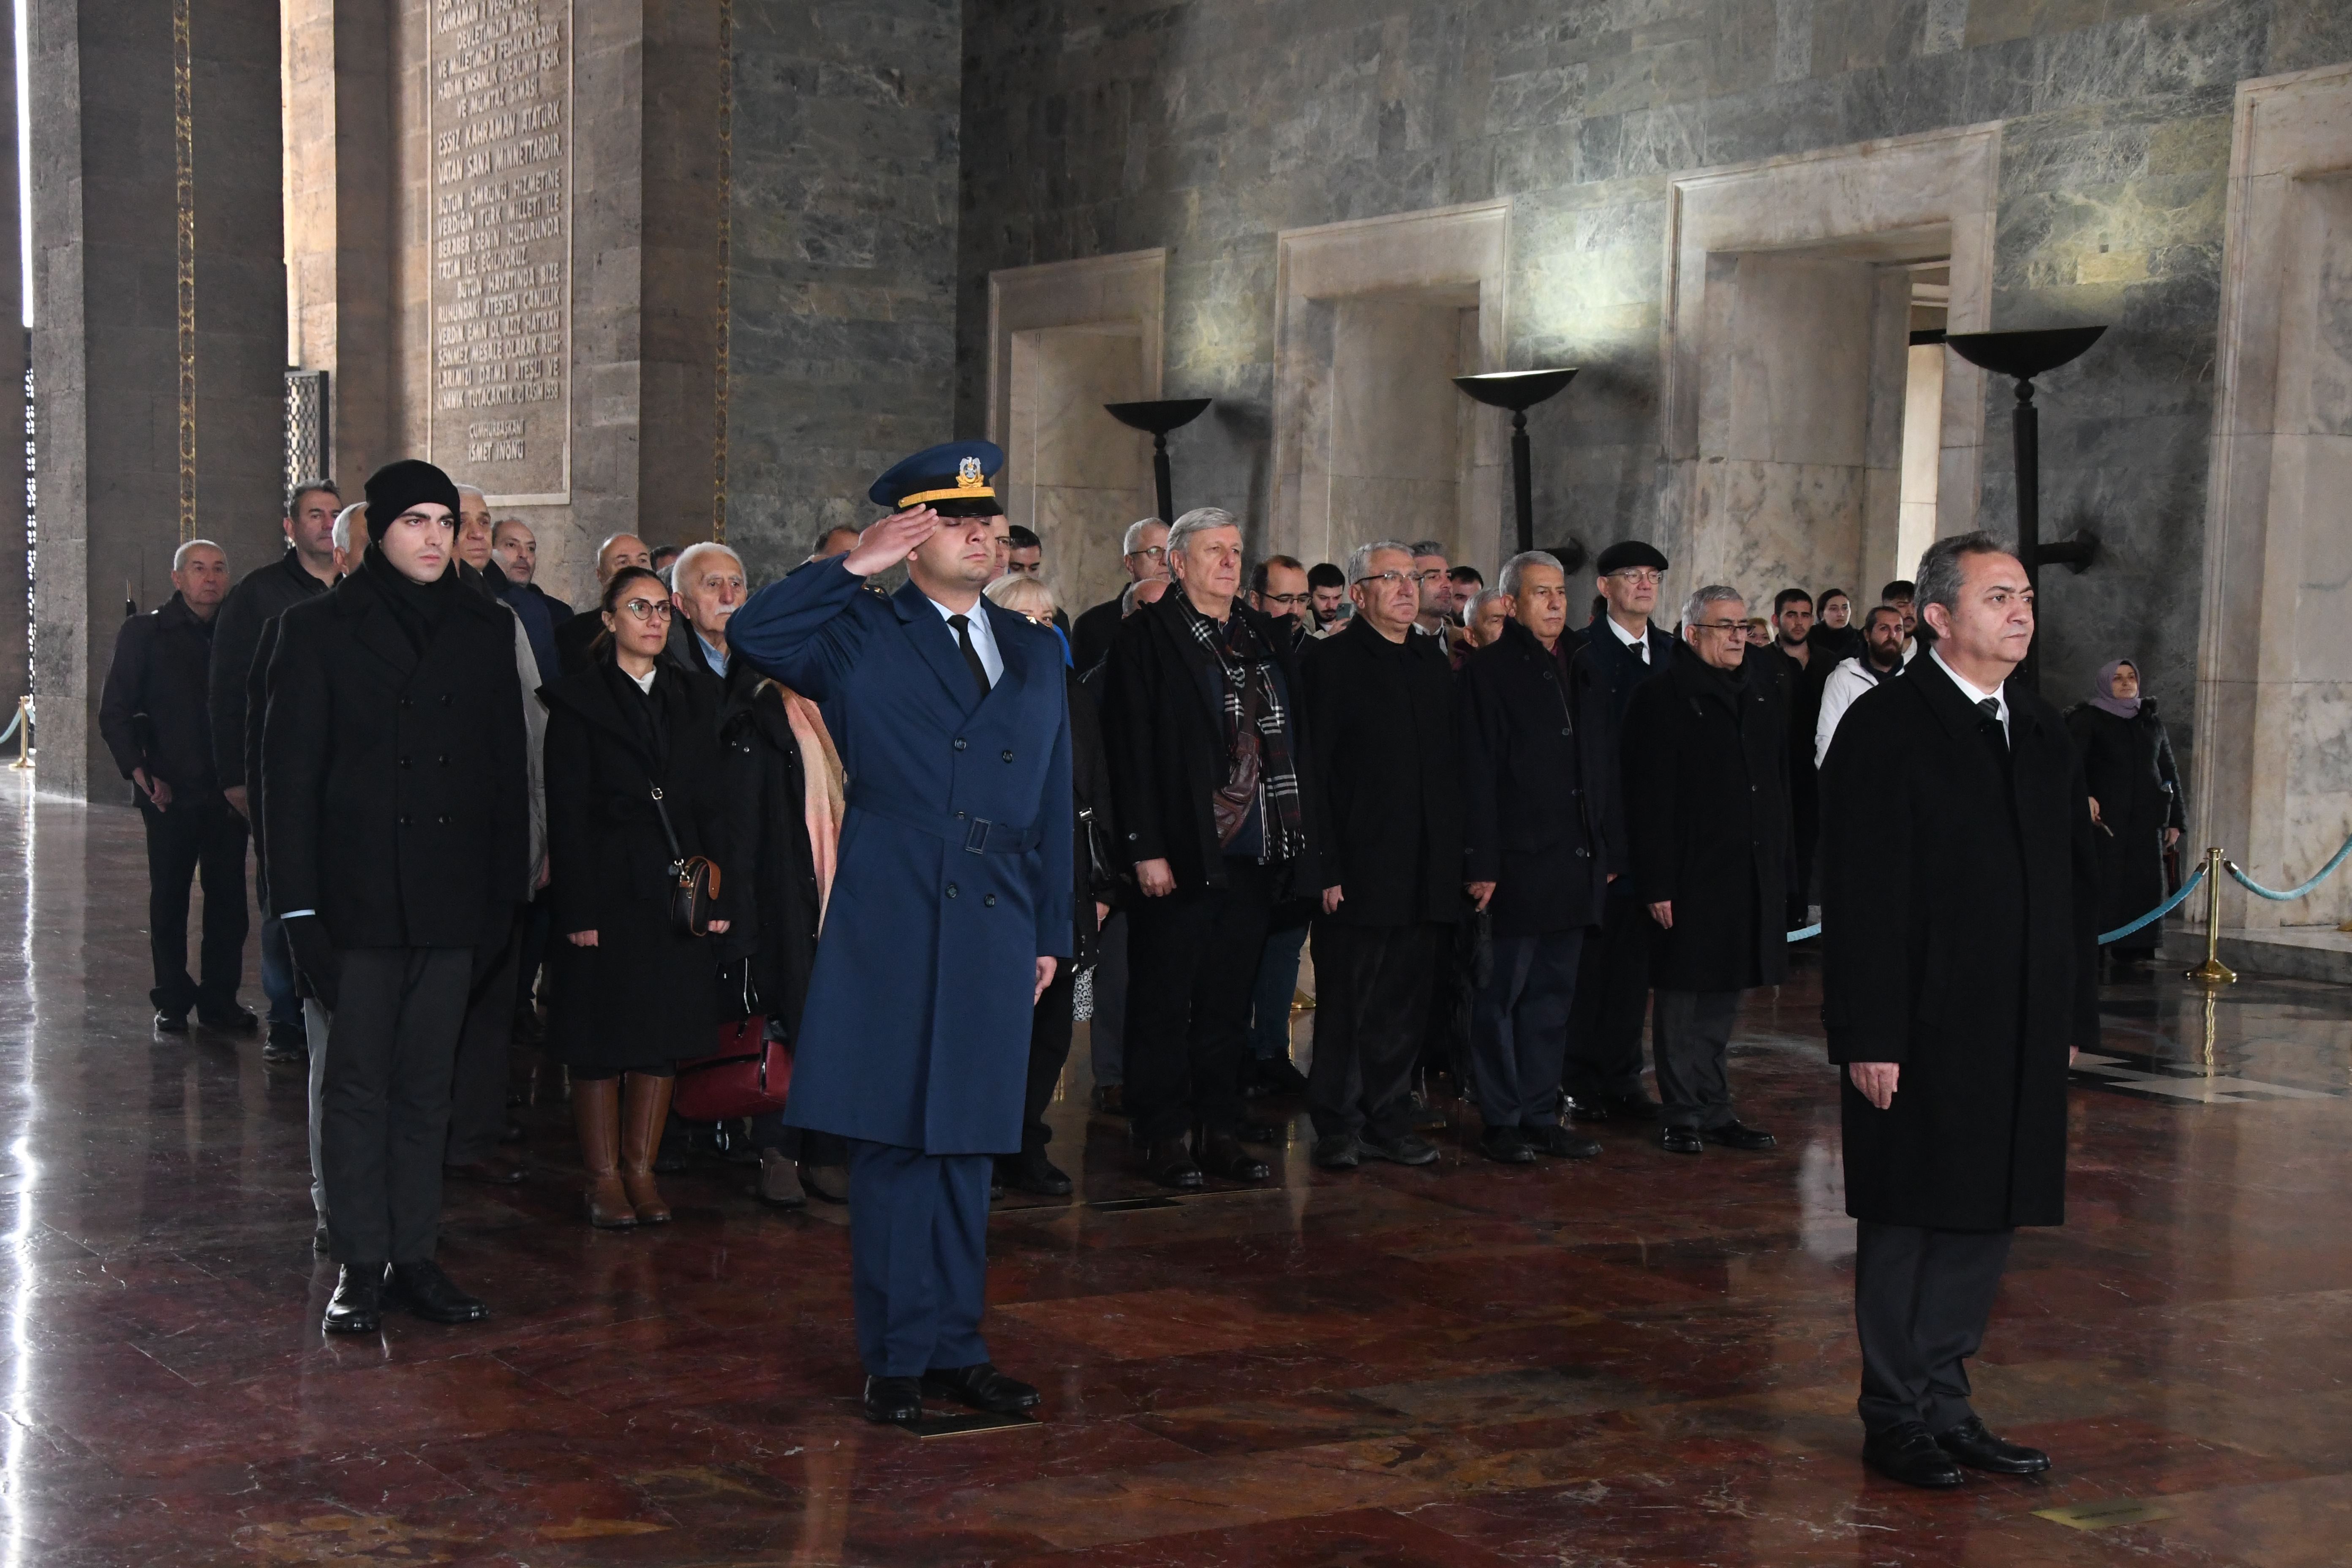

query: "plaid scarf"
(1177, 595), (1307, 862)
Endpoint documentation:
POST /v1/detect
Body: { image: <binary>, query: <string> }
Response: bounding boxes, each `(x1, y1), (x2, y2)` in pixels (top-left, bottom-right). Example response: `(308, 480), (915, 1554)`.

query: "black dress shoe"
(863, 1375), (924, 1423)
(1565, 1095), (1611, 1124)
(1250, 1056), (1310, 1096)
(321, 1263), (384, 1334)
(383, 1260), (490, 1325)
(154, 1011), (189, 1035)
(1606, 1091), (1661, 1122)
(1523, 1123), (1602, 1160)
(1145, 1136), (1203, 1190)
(1358, 1131), (1440, 1166)
(923, 1362), (1041, 1414)
(1659, 1126), (1705, 1155)
(444, 1159), (527, 1186)
(196, 1004), (259, 1034)
(1478, 1126), (1537, 1164)
(263, 1021), (308, 1062)
(1310, 1133), (1359, 1171)
(1863, 1421), (1966, 1488)
(1704, 1120), (1777, 1151)
(1198, 1134), (1269, 1182)
(1233, 1119), (1285, 1146)
(1936, 1416), (2050, 1474)
(997, 1150), (1074, 1198)
(1407, 1091), (1449, 1130)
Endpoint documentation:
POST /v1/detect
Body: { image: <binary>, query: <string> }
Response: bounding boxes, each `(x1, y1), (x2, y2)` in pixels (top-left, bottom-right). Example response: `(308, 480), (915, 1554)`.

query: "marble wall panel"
(1691, 459), (1868, 606)
(1005, 325), (1151, 616)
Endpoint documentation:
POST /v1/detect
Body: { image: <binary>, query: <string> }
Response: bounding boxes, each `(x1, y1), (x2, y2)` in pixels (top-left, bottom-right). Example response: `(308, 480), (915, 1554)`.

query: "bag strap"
(649, 785), (687, 864)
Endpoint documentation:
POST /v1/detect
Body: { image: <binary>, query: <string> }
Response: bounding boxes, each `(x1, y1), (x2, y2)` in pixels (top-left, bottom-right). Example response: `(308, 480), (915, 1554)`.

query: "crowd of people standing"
(92, 444), (2167, 1474)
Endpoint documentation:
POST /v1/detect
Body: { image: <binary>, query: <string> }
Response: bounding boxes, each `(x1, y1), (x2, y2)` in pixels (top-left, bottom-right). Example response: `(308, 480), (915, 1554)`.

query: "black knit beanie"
(364, 458), (463, 532)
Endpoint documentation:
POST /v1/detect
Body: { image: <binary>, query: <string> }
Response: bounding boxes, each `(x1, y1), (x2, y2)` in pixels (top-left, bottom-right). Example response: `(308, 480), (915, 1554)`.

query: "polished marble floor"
(7, 774), (2352, 1565)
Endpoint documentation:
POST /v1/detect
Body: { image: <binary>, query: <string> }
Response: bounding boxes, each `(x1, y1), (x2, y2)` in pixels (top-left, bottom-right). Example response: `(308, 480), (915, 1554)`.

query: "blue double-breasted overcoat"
(728, 558), (1074, 1155)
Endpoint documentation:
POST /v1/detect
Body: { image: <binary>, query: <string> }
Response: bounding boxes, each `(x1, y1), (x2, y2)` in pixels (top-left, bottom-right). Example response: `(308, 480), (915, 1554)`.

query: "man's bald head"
(596, 533), (651, 584)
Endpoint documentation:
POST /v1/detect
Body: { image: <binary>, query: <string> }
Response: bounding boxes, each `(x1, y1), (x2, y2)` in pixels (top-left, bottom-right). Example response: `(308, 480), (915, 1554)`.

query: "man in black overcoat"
(1456, 550), (1624, 1165)
(1820, 532), (2099, 1489)
(1621, 586), (1789, 1155)
(1565, 540), (1678, 1122)
(264, 459), (530, 1337)
(1298, 541), (1461, 1171)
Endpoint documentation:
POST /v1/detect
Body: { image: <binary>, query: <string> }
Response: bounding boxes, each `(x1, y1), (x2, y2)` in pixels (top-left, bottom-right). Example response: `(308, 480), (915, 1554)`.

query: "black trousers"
(1651, 988), (1744, 1130)
(1022, 957), (1077, 1154)
(446, 910), (523, 1165)
(1788, 763), (1818, 928)
(1470, 931), (1582, 1130)
(320, 947), (472, 1265)
(139, 798), (249, 1015)
(1564, 890), (1651, 1102)
(1123, 857), (1277, 1143)
(1308, 922), (1439, 1141)
(1854, 1221), (2014, 1435)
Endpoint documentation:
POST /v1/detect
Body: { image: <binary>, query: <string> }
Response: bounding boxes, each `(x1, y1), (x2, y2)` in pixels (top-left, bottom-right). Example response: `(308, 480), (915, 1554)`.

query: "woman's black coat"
(710, 655), (823, 1043)
(1100, 591), (1324, 900)
(1456, 619), (1627, 938)
(542, 657), (735, 1072)
(1819, 661), (2100, 1231)
(2065, 700), (2184, 949)
(1620, 640), (1791, 991)
(1301, 617), (1466, 928)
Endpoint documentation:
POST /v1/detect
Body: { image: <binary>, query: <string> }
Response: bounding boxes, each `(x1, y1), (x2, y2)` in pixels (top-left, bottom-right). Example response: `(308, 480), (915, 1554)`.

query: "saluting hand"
(841, 506), (942, 577)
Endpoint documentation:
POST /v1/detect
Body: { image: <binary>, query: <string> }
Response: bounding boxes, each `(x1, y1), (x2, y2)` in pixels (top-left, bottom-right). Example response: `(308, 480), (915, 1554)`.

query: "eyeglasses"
(1607, 569), (1664, 588)
(1353, 571), (1421, 588)
(1125, 545), (1168, 564)
(1257, 591), (1311, 607)
(1690, 620), (1747, 636)
(1408, 568), (1446, 585)
(618, 598), (673, 622)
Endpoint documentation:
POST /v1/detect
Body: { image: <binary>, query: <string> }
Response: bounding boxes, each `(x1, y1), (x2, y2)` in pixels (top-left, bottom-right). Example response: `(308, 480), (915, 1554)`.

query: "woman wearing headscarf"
(542, 565), (734, 1226)
(2066, 659), (2185, 974)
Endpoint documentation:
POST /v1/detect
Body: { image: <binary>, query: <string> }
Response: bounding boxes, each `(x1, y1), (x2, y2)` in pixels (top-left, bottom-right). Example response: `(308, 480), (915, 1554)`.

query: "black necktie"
(1976, 695), (2006, 749)
(948, 613), (992, 698)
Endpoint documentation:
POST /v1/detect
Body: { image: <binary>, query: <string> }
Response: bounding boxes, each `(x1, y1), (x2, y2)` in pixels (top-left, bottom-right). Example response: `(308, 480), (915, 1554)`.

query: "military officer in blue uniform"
(728, 441), (1073, 1424)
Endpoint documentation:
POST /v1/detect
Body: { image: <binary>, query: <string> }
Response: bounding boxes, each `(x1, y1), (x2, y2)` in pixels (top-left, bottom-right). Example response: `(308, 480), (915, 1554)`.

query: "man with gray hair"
(669, 541), (748, 678)
(1074, 517), (1171, 672)
(1620, 585), (1789, 1156)
(1456, 548), (1620, 1163)
(102, 537), (257, 1035)
(1102, 506), (1324, 1189)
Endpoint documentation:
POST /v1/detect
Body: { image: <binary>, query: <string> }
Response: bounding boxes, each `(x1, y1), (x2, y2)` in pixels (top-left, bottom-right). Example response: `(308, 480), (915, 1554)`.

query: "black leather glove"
(284, 915), (342, 1013)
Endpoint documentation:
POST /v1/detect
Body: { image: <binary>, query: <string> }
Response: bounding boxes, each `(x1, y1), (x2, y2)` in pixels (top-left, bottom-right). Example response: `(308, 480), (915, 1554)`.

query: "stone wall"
(957, 0), (2352, 787)
(724, 0), (962, 585)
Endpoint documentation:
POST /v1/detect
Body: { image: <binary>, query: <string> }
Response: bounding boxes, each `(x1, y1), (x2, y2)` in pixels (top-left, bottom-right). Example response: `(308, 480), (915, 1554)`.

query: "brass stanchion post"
(6, 697), (29, 771)
(2186, 846), (2236, 987)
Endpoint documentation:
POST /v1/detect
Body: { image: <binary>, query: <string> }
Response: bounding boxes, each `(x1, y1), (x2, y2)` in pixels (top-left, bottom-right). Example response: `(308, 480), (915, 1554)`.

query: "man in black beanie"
(263, 458), (531, 1334)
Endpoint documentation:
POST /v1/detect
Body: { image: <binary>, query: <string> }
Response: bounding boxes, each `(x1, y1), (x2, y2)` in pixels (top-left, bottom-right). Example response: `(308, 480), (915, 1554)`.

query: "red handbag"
(673, 1014), (792, 1121)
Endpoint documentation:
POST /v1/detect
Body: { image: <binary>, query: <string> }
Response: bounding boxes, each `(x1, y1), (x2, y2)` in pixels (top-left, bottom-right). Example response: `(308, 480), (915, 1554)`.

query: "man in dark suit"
(100, 538), (254, 1035)
(1298, 540), (1460, 1171)
(1622, 586), (1789, 1155)
(728, 440), (1071, 1426)
(1070, 517), (1168, 673)
(1102, 507), (1323, 1191)
(1821, 531), (2099, 1488)
(264, 459), (530, 1337)
(1457, 550), (1623, 1165)
(1565, 540), (1678, 1123)
(211, 481), (341, 1058)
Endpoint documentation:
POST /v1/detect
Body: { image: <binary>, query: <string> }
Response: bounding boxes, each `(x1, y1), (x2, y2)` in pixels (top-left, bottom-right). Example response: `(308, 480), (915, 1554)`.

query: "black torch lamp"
(1104, 398), (1213, 524)
(1452, 369), (1580, 560)
(1941, 326), (2106, 690)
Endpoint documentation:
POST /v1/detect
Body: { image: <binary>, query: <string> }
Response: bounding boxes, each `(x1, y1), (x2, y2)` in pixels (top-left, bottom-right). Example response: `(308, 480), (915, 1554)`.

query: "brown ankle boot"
(620, 1073), (675, 1223)
(572, 1078), (634, 1229)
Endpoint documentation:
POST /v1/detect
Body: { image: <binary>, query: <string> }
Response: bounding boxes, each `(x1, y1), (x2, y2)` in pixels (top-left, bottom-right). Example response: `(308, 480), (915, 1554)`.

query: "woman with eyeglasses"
(2066, 659), (2185, 976)
(541, 565), (735, 1228)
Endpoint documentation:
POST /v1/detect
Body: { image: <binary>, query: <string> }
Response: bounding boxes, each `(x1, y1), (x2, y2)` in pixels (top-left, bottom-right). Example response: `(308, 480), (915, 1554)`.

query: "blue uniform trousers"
(846, 1139), (993, 1377)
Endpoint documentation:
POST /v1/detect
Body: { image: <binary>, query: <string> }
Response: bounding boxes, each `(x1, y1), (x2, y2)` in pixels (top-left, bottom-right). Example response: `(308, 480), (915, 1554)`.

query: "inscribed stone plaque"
(427, 0), (571, 504)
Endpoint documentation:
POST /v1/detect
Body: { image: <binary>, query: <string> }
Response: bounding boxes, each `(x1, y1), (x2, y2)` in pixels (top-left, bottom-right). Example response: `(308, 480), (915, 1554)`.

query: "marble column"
(30, 0), (287, 800)
(0, 14), (26, 711)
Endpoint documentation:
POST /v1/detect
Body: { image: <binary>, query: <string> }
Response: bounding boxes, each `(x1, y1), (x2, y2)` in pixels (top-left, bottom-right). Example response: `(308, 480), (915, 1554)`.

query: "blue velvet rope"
(2224, 833), (2352, 901)
(1784, 860), (2213, 947)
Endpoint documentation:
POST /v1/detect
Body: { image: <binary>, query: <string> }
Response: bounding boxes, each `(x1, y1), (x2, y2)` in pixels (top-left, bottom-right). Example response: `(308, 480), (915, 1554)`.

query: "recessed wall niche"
(2195, 63), (2352, 931)
(1271, 203), (1510, 578)
(1661, 127), (1999, 608)
(987, 250), (1165, 621)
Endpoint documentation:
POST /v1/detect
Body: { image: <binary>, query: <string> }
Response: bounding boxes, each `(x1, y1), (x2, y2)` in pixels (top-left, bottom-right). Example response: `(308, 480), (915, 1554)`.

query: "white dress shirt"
(1930, 646), (2008, 741)
(1605, 613), (1652, 663)
(929, 594), (1004, 686)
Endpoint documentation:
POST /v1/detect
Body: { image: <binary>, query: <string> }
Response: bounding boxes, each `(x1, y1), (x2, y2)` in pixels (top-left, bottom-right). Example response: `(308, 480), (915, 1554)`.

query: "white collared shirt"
(1930, 646), (2007, 741)
(928, 595), (1004, 685)
(1606, 614), (1651, 663)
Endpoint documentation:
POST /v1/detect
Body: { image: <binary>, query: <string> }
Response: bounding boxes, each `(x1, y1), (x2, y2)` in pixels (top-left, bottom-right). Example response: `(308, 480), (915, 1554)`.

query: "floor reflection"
(3, 772), (2350, 1565)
